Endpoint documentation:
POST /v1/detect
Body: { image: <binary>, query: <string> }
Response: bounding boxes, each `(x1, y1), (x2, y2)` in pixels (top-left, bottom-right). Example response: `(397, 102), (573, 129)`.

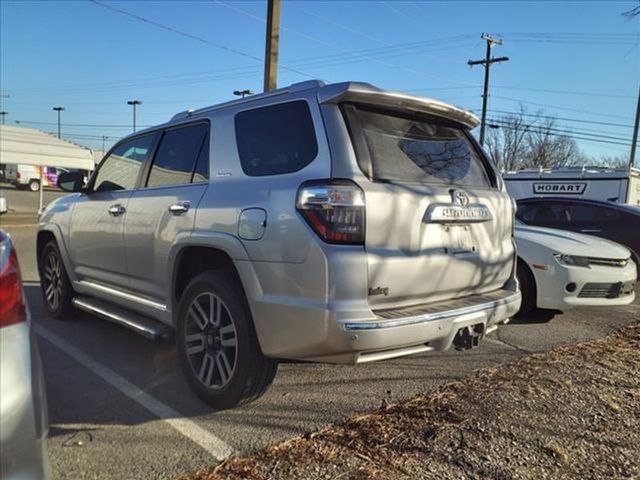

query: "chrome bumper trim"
(342, 292), (521, 331)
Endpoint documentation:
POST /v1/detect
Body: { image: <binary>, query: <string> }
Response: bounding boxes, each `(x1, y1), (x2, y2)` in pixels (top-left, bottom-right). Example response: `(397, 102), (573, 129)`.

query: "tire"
(39, 240), (75, 319)
(29, 180), (40, 192)
(176, 271), (278, 409)
(516, 258), (537, 315)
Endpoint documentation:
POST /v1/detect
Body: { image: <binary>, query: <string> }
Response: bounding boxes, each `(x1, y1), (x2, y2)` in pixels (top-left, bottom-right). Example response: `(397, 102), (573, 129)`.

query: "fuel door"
(238, 208), (267, 240)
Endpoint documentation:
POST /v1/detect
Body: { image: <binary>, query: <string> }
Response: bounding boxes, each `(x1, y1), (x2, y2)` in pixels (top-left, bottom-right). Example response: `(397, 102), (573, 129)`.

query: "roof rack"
(169, 80), (326, 122)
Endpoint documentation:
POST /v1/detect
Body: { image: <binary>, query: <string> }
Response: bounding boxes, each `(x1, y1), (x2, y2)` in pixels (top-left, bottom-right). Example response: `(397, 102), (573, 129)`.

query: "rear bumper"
(252, 288), (521, 364)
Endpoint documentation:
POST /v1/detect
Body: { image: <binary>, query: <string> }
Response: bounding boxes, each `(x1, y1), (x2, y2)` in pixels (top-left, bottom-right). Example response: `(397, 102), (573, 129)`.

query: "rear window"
(345, 105), (491, 187)
(235, 100), (318, 176)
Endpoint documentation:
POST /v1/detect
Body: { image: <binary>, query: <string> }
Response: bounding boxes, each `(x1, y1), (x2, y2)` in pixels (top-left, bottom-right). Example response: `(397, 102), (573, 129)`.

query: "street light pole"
(0, 112), (7, 125)
(52, 106), (65, 138)
(127, 100), (142, 132)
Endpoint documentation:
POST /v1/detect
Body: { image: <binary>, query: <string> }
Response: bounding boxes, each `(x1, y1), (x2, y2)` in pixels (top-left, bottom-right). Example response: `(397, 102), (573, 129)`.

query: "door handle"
(108, 204), (126, 216)
(168, 201), (191, 215)
(580, 229), (601, 234)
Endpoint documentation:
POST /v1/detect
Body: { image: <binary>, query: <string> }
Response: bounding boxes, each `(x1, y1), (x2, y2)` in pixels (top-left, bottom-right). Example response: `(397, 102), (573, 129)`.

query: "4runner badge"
(423, 190), (492, 224)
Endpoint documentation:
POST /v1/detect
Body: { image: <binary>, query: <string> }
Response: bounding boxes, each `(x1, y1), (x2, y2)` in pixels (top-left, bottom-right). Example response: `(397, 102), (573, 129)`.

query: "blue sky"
(1, 0), (638, 160)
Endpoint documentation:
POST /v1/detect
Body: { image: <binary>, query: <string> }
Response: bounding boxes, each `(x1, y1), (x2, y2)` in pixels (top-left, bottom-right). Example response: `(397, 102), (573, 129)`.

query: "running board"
(72, 296), (174, 342)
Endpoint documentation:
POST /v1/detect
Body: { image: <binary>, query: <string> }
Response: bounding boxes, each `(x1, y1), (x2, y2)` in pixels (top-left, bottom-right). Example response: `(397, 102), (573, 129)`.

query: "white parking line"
(35, 324), (235, 461)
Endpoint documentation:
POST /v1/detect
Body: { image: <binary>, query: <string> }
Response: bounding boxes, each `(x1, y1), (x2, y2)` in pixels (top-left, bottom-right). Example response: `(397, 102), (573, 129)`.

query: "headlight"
(554, 254), (590, 268)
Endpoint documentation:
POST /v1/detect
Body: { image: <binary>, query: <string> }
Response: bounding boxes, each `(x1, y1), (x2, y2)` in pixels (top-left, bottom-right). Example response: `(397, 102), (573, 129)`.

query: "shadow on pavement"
(511, 309), (560, 324)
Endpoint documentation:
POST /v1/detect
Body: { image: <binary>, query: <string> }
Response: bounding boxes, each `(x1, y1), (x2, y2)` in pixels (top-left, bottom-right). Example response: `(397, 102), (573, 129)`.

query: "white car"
(515, 220), (637, 313)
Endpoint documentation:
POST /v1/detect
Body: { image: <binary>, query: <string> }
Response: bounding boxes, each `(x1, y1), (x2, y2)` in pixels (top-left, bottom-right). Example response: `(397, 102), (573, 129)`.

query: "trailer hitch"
(453, 323), (485, 350)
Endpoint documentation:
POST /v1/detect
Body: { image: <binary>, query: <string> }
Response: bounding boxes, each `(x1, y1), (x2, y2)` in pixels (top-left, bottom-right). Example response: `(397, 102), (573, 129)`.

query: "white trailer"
(503, 166), (640, 206)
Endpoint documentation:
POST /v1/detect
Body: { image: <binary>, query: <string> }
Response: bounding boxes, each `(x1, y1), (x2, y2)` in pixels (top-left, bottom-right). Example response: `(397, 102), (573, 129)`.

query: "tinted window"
(147, 124), (208, 188)
(568, 204), (620, 222)
(235, 101), (318, 176)
(94, 134), (155, 192)
(347, 106), (490, 187)
(517, 203), (569, 224)
(192, 136), (209, 183)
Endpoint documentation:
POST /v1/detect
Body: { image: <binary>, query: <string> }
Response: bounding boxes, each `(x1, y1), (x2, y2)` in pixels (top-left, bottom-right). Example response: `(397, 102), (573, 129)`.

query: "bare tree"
(593, 155), (629, 168)
(485, 106), (532, 171)
(484, 106), (582, 170)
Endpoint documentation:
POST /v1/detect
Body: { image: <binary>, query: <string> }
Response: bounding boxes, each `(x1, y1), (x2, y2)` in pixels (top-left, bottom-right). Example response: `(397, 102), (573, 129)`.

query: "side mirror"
(57, 171), (85, 192)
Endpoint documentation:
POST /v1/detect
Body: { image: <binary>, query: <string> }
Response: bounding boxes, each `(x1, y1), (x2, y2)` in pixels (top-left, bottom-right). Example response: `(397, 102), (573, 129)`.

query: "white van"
(503, 166), (640, 206)
(10, 165), (69, 192)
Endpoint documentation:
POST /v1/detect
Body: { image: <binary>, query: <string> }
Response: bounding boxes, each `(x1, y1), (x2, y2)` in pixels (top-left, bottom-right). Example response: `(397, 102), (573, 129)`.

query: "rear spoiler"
(317, 81), (480, 130)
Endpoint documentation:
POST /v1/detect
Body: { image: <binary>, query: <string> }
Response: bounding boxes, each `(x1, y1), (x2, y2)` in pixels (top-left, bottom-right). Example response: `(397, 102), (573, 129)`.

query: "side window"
(94, 134), (155, 192)
(518, 203), (568, 224)
(567, 204), (618, 222)
(516, 204), (538, 223)
(235, 100), (318, 176)
(147, 123), (208, 188)
(192, 135), (209, 183)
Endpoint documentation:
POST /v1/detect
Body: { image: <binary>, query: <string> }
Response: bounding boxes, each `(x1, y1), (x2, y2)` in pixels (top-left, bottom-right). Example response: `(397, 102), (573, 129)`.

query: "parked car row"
(2, 164), (91, 192)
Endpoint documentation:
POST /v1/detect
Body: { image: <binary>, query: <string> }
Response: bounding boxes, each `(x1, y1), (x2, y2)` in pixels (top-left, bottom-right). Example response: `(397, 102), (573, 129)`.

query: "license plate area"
(443, 225), (476, 255)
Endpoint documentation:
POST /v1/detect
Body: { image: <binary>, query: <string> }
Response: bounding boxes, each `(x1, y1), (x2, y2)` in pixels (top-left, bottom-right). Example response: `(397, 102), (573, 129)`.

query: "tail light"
(16, 171), (21, 179)
(0, 231), (26, 327)
(296, 180), (365, 245)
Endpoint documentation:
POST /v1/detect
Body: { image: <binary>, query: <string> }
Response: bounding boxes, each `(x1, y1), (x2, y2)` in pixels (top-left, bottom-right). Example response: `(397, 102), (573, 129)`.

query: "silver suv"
(38, 81), (521, 409)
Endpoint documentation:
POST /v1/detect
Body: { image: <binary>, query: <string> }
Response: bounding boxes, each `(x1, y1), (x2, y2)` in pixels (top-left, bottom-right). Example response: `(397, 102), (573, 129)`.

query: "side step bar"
(72, 296), (174, 342)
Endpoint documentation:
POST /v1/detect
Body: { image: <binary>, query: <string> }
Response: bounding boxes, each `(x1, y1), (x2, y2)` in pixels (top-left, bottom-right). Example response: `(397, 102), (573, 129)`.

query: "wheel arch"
(37, 226), (76, 282)
(168, 233), (263, 327)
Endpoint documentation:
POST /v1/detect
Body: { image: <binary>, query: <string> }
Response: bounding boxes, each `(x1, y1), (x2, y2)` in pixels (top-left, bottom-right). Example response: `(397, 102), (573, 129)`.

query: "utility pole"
(0, 112), (7, 125)
(127, 100), (142, 132)
(468, 34), (509, 146)
(53, 106), (65, 138)
(263, 0), (281, 92)
(102, 135), (107, 152)
(629, 84), (640, 169)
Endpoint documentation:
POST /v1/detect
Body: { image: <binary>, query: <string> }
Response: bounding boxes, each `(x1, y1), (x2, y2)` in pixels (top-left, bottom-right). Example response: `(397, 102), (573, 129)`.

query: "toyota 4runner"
(38, 81), (521, 409)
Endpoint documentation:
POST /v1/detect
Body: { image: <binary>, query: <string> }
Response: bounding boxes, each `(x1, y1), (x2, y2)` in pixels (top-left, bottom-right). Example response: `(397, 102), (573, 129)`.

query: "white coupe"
(515, 220), (637, 313)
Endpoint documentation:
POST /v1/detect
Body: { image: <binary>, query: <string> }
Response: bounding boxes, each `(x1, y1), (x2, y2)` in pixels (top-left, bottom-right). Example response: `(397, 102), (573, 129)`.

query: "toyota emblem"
(453, 190), (470, 207)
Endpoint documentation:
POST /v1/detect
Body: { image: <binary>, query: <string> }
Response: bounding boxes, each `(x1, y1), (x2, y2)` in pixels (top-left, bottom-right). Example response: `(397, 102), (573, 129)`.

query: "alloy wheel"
(43, 251), (63, 310)
(184, 292), (238, 390)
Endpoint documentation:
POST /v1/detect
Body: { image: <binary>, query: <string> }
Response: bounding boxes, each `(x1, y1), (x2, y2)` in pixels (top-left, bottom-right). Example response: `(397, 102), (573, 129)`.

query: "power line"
(501, 32), (640, 45)
(89, 0), (315, 80)
(487, 118), (631, 143)
(493, 85), (635, 99)
(211, 0), (477, 86)
(9, 38), (476, 96)
(483, 109), (634, 130)
(491, 95), (632, 120)
(487, 120), (632, 147)
(291, 5), (388, 45)
(14, 119), (152, 129)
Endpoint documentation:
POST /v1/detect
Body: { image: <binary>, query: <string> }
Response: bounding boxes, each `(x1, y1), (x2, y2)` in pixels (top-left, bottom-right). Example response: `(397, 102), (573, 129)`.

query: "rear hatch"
(340, 102), (515, 310)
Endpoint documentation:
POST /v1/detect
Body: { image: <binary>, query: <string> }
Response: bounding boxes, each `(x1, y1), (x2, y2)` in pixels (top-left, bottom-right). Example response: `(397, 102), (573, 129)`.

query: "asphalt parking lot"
(2, 187), (639, 480)
(0, 183), (68, 214)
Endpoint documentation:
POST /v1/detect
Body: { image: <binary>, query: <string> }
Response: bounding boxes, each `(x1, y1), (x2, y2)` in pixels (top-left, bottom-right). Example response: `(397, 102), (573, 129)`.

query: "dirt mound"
(180, 323), (640, 480)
